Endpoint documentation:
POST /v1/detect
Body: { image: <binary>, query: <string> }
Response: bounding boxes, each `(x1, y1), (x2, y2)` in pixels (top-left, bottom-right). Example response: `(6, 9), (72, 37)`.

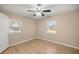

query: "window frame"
(8, 19), (22, 33)
(47, 20), (56, 34)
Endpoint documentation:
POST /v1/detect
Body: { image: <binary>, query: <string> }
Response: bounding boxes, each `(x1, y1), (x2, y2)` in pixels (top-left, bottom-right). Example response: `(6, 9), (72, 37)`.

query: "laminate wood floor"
(2, 38), (79, 54)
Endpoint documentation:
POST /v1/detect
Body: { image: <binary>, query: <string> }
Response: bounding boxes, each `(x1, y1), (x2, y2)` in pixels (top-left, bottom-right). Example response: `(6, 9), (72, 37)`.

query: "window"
(9, 19), (22, 33)
(47, 20), (56, 34)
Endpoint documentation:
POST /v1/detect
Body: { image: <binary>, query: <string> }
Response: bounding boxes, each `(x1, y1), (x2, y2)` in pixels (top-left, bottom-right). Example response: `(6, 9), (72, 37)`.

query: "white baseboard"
(10, 37), (36, 47)
(38, 37), (79, 49)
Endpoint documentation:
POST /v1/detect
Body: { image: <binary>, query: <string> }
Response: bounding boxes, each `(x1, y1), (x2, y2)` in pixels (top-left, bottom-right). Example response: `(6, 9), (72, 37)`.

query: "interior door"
(0, 13), (9, 53)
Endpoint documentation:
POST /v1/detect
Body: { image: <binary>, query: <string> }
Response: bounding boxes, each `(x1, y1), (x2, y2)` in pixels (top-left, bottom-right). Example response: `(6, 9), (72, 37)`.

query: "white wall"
(0, 13), (9, 53)
(37, 10), (79, 48)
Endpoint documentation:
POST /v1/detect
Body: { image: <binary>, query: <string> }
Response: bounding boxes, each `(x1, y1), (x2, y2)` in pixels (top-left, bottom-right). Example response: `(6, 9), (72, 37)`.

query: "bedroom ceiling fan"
(26, 4), (51, 16)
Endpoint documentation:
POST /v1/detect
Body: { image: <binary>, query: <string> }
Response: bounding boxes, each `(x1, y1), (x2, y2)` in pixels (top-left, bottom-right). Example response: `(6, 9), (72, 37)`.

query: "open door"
(0, 13), (9, 53)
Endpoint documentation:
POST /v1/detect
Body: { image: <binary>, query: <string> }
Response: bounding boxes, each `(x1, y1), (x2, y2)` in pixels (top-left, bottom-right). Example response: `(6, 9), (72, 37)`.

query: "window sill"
(9, 31), (21, 34)
(47, 30), (56, 34)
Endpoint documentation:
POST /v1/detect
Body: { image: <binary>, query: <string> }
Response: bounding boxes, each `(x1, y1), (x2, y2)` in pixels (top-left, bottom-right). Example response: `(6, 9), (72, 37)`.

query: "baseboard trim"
(10, 37), (36, 47)
(1, 47), (9, 54)
(38, 37), (79, 49)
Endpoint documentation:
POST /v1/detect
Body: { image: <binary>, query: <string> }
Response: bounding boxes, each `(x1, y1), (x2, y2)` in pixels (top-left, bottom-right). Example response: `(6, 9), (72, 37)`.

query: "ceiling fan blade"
(33, 14), (36, 16)
(27, 10), (36, 12)
(41, 13), (44, 16)
(42, 10), (51, 12)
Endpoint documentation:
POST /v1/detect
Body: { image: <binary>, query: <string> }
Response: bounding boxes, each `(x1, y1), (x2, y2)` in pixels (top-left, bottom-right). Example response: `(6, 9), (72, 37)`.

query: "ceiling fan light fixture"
(36, 12), (41, 16)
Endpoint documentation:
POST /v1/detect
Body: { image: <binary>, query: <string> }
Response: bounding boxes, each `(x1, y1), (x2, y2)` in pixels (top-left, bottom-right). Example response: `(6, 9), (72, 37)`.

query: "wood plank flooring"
(2, 38), (79, 54)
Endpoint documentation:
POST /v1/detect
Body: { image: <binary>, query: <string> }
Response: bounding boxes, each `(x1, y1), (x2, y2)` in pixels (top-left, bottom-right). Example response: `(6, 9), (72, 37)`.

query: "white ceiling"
(0, 4), (79, 19)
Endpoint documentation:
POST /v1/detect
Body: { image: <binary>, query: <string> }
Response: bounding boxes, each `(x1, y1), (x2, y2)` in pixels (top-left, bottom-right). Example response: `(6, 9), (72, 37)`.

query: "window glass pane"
(9, 20), (22, 33)
(48, 20), (56, 34)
